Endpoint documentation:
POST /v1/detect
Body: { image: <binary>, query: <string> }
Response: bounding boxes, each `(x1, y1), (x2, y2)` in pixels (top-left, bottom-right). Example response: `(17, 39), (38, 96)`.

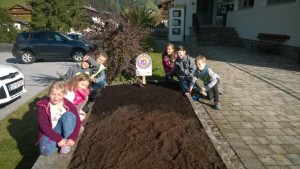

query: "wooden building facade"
(8, 4), (33, 22)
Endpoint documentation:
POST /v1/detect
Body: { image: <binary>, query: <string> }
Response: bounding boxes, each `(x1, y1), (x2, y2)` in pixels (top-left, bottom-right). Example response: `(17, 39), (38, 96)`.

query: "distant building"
(157, 0), (175, 27)
(13, 19), (29, 31)
(8, 4), (32, 22)
(8, 4), (32, 30)
(157, 0), (300, 59)
(83, 6), (112, 25)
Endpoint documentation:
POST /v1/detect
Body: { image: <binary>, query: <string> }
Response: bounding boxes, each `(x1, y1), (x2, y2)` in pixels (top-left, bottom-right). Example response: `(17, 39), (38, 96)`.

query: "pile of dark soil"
(68, 82), (226, 169)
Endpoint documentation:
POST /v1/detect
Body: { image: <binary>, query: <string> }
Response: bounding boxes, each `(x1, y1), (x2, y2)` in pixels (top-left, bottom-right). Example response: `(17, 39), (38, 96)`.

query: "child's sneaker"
(214, 102), (221, 110)
(60, 146), (71, 154)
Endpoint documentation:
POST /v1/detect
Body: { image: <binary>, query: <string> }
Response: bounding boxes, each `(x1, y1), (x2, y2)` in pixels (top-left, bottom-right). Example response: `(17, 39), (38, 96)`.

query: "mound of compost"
(69, 82), (225, 169)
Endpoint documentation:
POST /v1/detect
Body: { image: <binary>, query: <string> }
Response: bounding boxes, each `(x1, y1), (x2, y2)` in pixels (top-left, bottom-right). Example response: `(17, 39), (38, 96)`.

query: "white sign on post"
(136, 53), (152, 84)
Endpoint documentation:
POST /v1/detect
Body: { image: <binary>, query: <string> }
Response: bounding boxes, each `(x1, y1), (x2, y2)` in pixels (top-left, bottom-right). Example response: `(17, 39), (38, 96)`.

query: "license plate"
(8, 80), (24, 91)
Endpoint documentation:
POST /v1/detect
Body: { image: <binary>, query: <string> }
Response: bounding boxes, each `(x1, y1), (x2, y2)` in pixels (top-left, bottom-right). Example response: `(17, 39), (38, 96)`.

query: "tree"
(121, 6), (157, 28)
(86, 0), (116, 12)
(28, 0), (88, 32)
(0, 7), (18, 43)
(86, 0), (159, 14)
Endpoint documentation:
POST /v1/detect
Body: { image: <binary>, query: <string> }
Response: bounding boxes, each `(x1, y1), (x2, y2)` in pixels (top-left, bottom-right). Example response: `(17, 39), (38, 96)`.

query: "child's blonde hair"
(67, 74), (91, 92)
(195, 55), (207, 63)
(48, 80), (67, 96)
(96, 51), (108, 60)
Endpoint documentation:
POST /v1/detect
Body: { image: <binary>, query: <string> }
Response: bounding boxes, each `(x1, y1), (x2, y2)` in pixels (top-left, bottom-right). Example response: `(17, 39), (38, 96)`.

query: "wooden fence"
(149, 27), (168, 37)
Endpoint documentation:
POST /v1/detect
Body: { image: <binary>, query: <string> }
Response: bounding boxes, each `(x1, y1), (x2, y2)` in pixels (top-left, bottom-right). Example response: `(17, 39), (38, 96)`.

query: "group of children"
(162, 43), (221, 110)
(36, 42), (221, 156)
(36, 52), (108, 155)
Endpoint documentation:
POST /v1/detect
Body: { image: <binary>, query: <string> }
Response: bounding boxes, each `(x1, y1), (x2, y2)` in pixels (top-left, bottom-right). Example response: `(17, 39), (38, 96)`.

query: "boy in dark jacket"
(174, 45), (197, 94)
(61, 54), (99, 81)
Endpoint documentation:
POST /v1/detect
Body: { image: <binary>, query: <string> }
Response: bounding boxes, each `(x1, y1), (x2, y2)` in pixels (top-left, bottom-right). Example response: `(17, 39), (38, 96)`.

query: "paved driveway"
(0, 52), (75, 120)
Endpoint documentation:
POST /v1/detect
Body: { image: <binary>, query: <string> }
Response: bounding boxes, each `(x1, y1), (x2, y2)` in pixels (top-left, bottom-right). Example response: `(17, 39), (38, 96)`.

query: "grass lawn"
(0, 90), (47, 169)
(0, 52), (166, 169)
(147, 52), (165, 81)
(0, 0), (28, 8)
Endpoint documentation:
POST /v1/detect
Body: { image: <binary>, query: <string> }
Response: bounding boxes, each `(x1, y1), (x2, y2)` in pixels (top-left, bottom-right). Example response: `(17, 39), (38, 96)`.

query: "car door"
(48, 32), (72, 60)
(30, 32), (50, 58)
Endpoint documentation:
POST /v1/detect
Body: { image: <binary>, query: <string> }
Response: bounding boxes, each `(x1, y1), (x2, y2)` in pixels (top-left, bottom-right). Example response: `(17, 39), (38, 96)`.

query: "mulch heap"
(68, 82), (226, 169)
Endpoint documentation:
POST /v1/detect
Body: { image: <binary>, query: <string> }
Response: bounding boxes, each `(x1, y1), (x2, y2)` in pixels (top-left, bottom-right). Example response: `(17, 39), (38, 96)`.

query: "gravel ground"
(0, 52), (75, 120)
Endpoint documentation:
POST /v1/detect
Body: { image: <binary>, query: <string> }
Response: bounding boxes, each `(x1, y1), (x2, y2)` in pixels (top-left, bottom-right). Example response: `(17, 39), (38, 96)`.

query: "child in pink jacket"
(65, 74), (91, 121)
(162, 43), (178, 81)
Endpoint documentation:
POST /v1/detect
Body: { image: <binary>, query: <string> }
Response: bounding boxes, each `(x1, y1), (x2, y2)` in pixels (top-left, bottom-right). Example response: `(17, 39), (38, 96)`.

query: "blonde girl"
(36, 81), (81, 155)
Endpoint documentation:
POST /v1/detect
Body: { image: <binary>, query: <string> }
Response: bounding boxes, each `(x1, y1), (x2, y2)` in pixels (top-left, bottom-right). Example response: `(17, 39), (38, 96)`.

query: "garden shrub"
(121, 6), (156, 28)
(0, 7), (18, 43)
(83, 6), (158, 84)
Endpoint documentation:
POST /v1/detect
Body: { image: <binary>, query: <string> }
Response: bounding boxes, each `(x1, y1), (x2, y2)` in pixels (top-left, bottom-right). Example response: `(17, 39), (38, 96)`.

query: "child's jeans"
(89, 81), (107, 101)
(76, 96), (89, 115)
(91, 80), (107, 91)
(207, 79), (220, 103)
(179, 78), (199, 93)
(39, 112), (76, 156)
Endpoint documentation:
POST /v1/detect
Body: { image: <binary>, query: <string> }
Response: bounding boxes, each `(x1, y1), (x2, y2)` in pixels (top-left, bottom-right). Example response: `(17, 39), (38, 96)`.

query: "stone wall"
(0, 43), (13, 52)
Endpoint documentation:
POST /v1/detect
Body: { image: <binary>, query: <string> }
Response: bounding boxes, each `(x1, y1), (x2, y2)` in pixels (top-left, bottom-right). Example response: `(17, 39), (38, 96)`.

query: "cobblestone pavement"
(155, 39), (300, 169)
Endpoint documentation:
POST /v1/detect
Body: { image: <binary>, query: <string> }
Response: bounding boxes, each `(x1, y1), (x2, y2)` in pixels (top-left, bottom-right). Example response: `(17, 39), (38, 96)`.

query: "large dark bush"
(83, 6), (157, 84)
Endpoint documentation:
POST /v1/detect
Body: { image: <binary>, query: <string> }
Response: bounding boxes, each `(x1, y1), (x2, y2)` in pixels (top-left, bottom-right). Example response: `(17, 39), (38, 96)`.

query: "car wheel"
(20, 50), (36, 64)
(71, 49), (85, 62)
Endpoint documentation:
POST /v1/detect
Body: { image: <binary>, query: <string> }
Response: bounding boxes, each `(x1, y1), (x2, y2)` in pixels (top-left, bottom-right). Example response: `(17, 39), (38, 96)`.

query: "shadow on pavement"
(6, 58), (19, 64)
(30, 74), (59, 87)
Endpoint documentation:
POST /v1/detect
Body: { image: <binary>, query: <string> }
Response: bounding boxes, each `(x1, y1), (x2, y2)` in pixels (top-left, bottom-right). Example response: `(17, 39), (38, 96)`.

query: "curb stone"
(187, 95), (246, 169)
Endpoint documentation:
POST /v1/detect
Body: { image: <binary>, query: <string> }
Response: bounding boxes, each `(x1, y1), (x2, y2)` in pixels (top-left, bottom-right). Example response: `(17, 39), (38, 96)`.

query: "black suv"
(12, 30), (91, 64)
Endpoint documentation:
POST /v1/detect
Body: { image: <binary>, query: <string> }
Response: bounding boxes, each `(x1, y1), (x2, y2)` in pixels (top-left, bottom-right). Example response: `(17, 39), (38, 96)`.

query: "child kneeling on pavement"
(189, 55), (221, 110)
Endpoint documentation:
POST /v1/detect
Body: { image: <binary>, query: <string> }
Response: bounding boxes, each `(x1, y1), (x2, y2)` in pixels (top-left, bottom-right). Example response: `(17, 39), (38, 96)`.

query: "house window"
(268, 0), (295, 5)
(239, 0), (254, 9)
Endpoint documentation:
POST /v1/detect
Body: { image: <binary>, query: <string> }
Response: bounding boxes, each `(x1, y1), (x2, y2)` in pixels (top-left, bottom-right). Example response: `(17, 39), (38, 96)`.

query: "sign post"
(136, 53), (152, 84)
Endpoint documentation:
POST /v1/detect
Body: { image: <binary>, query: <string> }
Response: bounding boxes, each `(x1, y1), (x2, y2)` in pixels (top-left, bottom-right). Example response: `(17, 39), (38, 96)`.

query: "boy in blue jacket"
(189, 55), (221, 110)
(89, 52), (108, 101)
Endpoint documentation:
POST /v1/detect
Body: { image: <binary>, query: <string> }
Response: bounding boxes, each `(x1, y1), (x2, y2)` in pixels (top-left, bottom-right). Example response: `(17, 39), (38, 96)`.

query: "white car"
(0, 64), (26, 105)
